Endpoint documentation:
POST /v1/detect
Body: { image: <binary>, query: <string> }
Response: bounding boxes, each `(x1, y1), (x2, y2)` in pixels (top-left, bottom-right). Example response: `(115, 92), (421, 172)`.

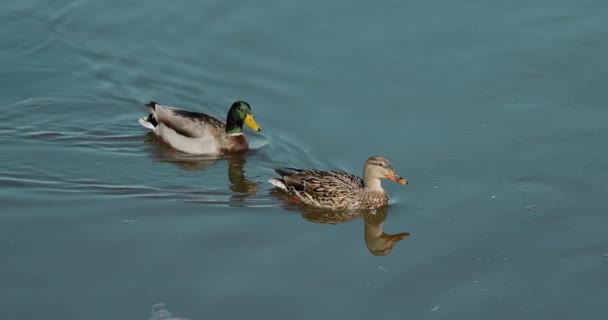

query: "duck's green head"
(226, 101), (261, 134)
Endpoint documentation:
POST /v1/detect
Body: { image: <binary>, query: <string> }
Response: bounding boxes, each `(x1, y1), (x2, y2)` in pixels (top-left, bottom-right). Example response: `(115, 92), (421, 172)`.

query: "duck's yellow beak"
(244, 114), (261, 131)
(385, 171), (407, 185)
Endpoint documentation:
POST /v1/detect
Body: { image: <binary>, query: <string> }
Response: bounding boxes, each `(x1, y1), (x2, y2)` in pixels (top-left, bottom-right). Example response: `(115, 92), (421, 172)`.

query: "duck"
(268, 156), (408, 210)
(138, 100), (261, 155)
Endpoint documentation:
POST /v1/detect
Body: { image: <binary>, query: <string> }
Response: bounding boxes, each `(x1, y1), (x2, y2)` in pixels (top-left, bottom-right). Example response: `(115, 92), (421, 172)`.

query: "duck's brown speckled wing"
(280, 169), (363, 206)
(153, 104), (225, 138)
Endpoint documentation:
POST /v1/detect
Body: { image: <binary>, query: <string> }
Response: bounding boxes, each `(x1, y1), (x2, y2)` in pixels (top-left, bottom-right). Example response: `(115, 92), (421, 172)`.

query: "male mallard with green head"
(268, 156), (408, 210)
(138, 101), (261, 155)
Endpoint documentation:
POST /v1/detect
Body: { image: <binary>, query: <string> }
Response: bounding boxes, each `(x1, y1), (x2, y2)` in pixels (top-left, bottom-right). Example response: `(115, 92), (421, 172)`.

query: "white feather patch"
(154, 123), (219, 154)
(139, 118), (155, 130)
(267, 178), (287, 191)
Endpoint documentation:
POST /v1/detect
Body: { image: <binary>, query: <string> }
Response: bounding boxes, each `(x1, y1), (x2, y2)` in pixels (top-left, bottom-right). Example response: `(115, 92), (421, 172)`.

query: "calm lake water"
(2, 0), (607, 319)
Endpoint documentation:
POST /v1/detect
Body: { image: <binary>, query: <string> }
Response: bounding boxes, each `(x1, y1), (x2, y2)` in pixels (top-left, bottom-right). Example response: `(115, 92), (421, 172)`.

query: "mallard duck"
(268, 156), (407, 210)
(138, 101), (261, 155)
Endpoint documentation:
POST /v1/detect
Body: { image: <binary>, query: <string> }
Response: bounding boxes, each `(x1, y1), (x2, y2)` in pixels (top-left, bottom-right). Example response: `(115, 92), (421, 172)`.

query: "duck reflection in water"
(144, 133), (259, 200)
(271, 189), (408, 256)
(361, 206), (409, 256)
(304, 206), (408, 256)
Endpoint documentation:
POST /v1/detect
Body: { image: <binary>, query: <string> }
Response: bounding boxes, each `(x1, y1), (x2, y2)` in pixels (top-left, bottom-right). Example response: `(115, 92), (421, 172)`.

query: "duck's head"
(364, 156), (407, 185)
(226, 101), (262, 134)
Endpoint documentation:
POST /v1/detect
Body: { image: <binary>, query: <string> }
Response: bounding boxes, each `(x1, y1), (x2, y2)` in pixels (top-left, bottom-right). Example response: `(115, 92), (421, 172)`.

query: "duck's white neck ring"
(227, 132), (244, 137)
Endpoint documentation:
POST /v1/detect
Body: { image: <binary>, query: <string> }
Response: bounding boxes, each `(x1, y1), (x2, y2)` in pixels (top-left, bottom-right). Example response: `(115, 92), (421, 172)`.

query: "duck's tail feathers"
(274, 167), (302, 177)
(145, 101), (157, 112)
(267, 178), (288, 191)
(139, 101), (160, 130)
(138, 117), (154, 130)
(138, 113), (158, 130)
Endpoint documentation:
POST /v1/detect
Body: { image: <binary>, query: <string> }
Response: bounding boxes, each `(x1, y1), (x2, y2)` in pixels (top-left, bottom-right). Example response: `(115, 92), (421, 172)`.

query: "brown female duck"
(269, 156), (408, 210)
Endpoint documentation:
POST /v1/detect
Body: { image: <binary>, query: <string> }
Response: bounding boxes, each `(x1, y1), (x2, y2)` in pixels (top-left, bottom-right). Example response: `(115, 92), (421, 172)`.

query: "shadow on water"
(144, 132), (261, 204)
(270, 189), (409, 256)
(0, 129), (269, 206)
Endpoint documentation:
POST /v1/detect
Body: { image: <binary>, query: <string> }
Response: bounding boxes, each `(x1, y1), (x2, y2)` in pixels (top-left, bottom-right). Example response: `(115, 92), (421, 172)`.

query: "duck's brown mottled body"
(269, 156), (407, 210)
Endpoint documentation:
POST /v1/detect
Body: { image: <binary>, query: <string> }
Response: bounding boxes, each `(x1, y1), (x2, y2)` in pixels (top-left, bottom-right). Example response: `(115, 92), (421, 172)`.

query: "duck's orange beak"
(385, 171), (408, 185)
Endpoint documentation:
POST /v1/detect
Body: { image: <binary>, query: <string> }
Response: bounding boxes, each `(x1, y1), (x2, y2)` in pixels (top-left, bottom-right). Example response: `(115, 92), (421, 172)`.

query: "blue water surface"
(1, 0), (607, 319)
